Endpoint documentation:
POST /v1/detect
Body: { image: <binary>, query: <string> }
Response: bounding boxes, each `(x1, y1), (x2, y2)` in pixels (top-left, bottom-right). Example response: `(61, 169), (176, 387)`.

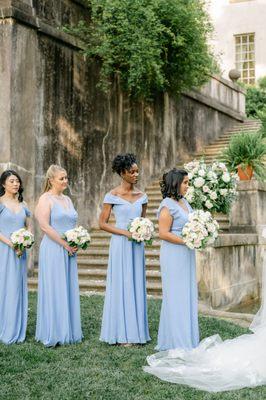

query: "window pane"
(235, 33), (255, 85)
(249, 43), (255, 52)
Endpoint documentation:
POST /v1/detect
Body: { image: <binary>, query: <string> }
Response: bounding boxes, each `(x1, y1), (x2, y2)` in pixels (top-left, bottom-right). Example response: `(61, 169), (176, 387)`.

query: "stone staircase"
(193, 119), (261, 164)
(28, 119), (262, 293)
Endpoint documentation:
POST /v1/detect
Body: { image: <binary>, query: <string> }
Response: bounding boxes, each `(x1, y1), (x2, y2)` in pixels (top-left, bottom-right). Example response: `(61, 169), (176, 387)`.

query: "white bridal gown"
(144, 234), (266, 392)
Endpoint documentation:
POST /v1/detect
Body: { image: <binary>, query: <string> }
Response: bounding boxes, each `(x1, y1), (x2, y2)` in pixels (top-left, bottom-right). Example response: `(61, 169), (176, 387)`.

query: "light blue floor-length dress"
(156, 197), (199, 351)
(0, 203), (30, 344)
(35, 196), (83, 347)
(100, 193), (151, 344)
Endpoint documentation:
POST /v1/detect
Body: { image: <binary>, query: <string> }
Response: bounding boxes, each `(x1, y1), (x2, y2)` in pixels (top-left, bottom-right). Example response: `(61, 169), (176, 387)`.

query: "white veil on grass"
(144, 229), (266, 392)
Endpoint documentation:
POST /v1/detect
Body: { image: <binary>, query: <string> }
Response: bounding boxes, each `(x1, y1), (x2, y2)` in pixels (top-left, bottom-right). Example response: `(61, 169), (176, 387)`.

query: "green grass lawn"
(0, 293), (265, 400)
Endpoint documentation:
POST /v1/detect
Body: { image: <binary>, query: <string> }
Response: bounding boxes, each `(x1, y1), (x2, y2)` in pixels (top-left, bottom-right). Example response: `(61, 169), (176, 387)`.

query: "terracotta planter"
(237, 165), (254, 180)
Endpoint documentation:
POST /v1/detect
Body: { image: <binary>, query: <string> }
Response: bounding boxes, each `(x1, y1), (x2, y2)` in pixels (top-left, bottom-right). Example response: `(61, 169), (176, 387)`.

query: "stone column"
(229, 180), (266, 234)
(197, 180), (266, 309)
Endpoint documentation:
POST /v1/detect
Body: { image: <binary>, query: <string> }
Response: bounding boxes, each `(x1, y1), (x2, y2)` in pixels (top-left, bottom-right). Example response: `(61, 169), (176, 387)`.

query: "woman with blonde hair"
(35, 165), (83, 346)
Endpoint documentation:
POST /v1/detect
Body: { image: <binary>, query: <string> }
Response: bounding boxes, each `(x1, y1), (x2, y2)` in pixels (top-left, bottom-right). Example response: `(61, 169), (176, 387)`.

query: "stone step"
(30, 266), (162, 281)
(77, 258), (161, 268)
(79, 248), (161, 259)
(203, 143), (230, 149)
(28, 276), (163, 295)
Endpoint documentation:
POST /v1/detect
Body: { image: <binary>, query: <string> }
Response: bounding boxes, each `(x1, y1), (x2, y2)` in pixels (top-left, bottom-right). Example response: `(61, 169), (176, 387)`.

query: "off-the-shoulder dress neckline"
(109, 192), (146, 205)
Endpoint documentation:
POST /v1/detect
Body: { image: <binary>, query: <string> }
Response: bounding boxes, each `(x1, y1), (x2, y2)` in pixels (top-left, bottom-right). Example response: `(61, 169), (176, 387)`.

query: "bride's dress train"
(144, 246), (266, 392)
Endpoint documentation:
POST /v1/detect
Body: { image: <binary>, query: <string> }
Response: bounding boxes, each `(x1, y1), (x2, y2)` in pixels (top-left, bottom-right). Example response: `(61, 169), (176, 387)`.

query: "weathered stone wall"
(197, 181), (266, 309)
(0, 0), (245, 229)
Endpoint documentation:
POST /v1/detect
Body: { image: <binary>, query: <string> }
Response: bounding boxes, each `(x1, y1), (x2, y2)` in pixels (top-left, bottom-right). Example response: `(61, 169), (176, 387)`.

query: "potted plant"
(222, 131), (266, 181)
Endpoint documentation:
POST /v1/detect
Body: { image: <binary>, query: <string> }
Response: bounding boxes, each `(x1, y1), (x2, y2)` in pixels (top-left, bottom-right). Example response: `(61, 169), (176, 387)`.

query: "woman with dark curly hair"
(0, 170), (31, 344)
(99, 153), (150, 345)
(154, 168), (199, 351)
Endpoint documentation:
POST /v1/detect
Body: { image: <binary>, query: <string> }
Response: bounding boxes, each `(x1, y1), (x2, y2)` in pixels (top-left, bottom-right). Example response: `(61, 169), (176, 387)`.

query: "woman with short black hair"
(99, 153), (150, 345)
(0, 170), (31, 344)
(155, 168), (199, 351)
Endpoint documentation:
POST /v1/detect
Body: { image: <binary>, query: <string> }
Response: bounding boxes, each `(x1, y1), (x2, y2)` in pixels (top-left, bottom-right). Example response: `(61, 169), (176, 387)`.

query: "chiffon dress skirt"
(0, 204), (30, 344)
(35, 198), (83, 347)
(155, 197), (199, 351)
(100, 193), (151, 344)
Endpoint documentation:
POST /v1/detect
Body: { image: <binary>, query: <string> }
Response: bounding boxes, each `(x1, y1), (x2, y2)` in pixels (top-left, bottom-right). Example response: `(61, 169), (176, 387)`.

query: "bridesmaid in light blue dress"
(156, 168), (199, 351)
(35, 165), (83, 347)
(99, 154), (150, 345)
(0, 170), (31, 344)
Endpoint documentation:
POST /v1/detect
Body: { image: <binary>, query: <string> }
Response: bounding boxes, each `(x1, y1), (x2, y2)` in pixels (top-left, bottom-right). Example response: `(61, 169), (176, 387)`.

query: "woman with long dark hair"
(99, 153), (150, 345)
(0, 170), (31, 344)
(154, 168), (199, 351)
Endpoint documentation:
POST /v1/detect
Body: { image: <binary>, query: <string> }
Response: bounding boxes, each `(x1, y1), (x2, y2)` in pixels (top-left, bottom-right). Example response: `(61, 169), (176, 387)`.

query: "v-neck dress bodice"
(36, 196), (83, 347)
(155, 197), (199, 351)
(0, 203), (30, 344)
(100, 192), (150, 344)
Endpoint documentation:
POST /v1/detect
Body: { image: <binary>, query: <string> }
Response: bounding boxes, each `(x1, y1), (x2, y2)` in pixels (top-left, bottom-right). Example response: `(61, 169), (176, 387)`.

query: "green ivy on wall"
(64, 0), (217, 100)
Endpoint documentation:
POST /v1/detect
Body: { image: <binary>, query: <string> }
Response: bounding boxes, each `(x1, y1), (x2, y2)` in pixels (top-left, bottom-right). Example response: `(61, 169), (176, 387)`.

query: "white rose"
(205, 200), (213, 209)
(198, 169), (206, 177)
(203, 185), (210, 193)
(220, 188), (228, 196)
(218, 162), (227, 171)
(194, 177), (205, 188)
(207, 171), (217, 180)
(222, 173), (231, 183)
(210, 191), (218, 200)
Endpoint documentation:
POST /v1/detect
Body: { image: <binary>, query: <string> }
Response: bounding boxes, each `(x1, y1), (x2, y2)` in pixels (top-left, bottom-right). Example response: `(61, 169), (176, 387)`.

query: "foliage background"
(64, 0), (216, 100)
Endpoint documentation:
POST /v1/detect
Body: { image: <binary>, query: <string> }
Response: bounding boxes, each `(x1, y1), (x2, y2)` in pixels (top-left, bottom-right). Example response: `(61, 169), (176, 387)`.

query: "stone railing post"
(229, 180), (266, 234)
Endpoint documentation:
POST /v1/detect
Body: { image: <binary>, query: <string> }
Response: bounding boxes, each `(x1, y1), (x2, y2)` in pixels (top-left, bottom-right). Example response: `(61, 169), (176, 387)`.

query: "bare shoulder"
(37, 192), (52, 205)
(110, 186), (120, 196)
(134, 187), (145, 195)
(159, 206), (172, 218)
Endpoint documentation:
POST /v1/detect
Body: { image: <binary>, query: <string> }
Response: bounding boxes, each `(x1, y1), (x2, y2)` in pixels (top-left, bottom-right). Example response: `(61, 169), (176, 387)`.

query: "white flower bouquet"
(184, 159), (238, 214)
(182, 210), (219, 250)
(10, 228), (35, 258)
(128, 217), (155, 245)
(63, 226), (91, 253)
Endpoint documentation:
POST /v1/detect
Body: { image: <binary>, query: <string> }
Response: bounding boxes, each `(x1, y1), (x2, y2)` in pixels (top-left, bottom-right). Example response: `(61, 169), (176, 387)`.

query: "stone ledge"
(236, 180), (266, 192)
(0, 6), (84, 49)
(213, 233), (258, 247)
